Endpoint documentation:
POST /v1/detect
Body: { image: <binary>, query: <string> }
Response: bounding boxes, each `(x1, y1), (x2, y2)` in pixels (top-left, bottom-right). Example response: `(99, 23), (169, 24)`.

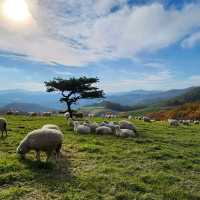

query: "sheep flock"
(0, 111), (200, 163)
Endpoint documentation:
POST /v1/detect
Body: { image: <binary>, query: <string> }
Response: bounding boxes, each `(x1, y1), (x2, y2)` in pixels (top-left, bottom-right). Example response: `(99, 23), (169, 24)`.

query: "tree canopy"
(44, 76), (104, 117)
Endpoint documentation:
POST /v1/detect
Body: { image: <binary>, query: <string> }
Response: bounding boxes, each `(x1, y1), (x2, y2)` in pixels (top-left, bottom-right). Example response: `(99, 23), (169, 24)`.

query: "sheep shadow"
(20, 151), (74, 190)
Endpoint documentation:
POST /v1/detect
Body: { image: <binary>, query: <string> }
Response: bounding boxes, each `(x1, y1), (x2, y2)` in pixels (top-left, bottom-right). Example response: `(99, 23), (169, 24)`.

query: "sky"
(0, 0), (200, 93)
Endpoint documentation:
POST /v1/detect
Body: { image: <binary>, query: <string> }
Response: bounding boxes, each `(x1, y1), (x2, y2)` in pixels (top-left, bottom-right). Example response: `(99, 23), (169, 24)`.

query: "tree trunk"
(67, 102), (73, 118)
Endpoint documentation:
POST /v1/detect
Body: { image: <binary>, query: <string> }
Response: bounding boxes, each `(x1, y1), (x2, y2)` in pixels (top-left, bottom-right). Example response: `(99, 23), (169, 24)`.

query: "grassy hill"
(1, 115), (200, 199)
(161, 87), (200, 107)
(143, 87), (200, 120)
(148, 102), (200, 120)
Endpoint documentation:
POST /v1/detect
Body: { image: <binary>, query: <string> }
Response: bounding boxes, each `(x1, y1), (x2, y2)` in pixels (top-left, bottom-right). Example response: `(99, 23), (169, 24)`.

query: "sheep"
(194, 120), (200, 125)
(29, 112), (37, 116)
(67, 118), (74, 128)
(168, 119), (179, 127)
(99, 121), (109, 126)
(64, 112), (70, 119)
(95, 126), (112, 135)
(104, 122), (117, 134)
(119, 120), (137, 133)
(182, 120), (190, 126)
(143, 116), (151, 122)
(16, 128), (64, 161)
(42, 124), (60, 131)
(128, 115), (132, 120)
(0, 118), (7, 137)
(73, 121), (91, 134)
(84, 122), (99, 133)
(114, 125), (136, 137)
(42, 112), (52, 117)
(88, 113), (95, 118)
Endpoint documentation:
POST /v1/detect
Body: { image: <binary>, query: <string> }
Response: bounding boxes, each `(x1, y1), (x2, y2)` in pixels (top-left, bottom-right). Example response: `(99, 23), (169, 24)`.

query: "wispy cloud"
(0, 1), (200, 66)
(181, 31), (200, 48)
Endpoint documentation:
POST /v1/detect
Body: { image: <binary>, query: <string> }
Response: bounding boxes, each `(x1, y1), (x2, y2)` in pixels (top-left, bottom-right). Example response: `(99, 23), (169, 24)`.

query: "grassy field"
(1, 115), (200, 200)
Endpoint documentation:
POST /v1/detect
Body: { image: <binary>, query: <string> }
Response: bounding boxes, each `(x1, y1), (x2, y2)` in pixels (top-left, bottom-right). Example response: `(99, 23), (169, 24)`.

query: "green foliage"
(1, 115), (200, 199)
(44, 76), (104, 117)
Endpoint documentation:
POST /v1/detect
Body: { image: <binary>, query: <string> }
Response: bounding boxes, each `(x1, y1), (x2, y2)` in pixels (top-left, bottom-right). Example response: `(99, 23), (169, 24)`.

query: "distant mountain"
(0, 87), (196, 112)
(163, 87), (200, 106)
(106, 88), (191, 106)
(0, 102), (53, 113)
(0, 89), (63, 109)
(0, 89), (99, 109)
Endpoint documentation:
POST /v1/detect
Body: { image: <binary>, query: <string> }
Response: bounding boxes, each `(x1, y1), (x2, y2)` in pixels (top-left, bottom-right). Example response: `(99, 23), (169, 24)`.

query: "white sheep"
(95, 126), (112, 135)
(29, 112), (37, 116)
(99, 121), (109, 126)
(73, 121), (91, 134)
(67, 118), (74, 128)
(168, 119), (179, 127)
(64, 112), (70, 119)
(194, 120), (200, 125)
(143, 116), (151, 122)
(42, 112), (52, 117)
(88, 113), (95, 118)
(119, 120), (137, 133)
(42, 124), (60, 131)
(0, 118), (7, 137)
(104, 122), (117, 134)
(128, 115), (132, 120)
(84, 122), (99, 133)
(114, 125), (136, 137)
(182, 120), (190, 126)
(16, 128), (64, 161)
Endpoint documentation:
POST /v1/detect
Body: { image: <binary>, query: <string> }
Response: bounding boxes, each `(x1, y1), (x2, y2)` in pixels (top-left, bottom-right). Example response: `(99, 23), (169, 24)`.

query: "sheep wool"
(42, 124), (60, 131)
(17, 128), (64, 161)
(95, 126), (112, 135)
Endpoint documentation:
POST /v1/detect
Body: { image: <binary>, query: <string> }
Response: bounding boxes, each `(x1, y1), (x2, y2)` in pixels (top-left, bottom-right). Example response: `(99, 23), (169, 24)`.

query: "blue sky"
(0, 0), (200, 92)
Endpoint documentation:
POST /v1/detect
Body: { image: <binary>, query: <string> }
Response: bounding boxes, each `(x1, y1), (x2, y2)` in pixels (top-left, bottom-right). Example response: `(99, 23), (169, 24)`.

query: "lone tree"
(44, 76), (104, 118)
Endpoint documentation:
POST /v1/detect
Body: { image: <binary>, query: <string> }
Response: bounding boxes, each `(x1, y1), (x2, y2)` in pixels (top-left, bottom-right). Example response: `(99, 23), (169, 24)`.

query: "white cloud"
(0, 1), (200, 66)
(181, 31), (200, 48)
(101, 69), (200, 92)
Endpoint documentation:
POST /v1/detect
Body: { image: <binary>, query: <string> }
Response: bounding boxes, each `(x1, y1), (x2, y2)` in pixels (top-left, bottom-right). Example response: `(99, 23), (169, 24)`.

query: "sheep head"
(16, 140), (29, 156)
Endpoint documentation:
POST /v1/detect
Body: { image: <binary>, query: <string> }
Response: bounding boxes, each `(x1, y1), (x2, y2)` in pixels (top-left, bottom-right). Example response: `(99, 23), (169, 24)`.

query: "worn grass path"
(0, 115), (200, 200)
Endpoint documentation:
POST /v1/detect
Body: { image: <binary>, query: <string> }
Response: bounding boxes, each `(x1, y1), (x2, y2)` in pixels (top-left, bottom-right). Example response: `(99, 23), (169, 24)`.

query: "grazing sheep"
(143, 116), (151, 122)
(29, 112), (37, 116)
(67, 118), (75, 128)
(182, 120), (190, 126)
(194, 120), (200, 125)
(73, 121), (91, 134)
(16, 129), (64, 161)
(95, 126), (112, 135)
(99, 121), (109, 126)
(64, 112), (70, 119)
(42, 112), (52, 117)
(42, 124), (60, 131)
(138, 117), (143, 120)
(119, 120), (137, 133)
(104, 122), (117, 134)
(0, 118), (7, 137)
(168, 119), (179, 127)
(84, 122), (99, 133)
(114, 125), (136, 137)
(88, 113), (95, 118)
(128, 115), (132, 120)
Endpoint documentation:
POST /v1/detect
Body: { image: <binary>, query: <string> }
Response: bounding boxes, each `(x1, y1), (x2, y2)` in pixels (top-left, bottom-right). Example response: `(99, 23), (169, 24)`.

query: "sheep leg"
(4, 124), (7, 136)
(55, 144), (62, 160)
(45, 151), (52, 162)
(35, 151), (41, 161)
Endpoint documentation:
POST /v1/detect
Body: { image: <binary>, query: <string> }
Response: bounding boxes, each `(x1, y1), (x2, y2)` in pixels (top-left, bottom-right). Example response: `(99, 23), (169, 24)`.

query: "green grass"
(1, 115), (200, 199)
